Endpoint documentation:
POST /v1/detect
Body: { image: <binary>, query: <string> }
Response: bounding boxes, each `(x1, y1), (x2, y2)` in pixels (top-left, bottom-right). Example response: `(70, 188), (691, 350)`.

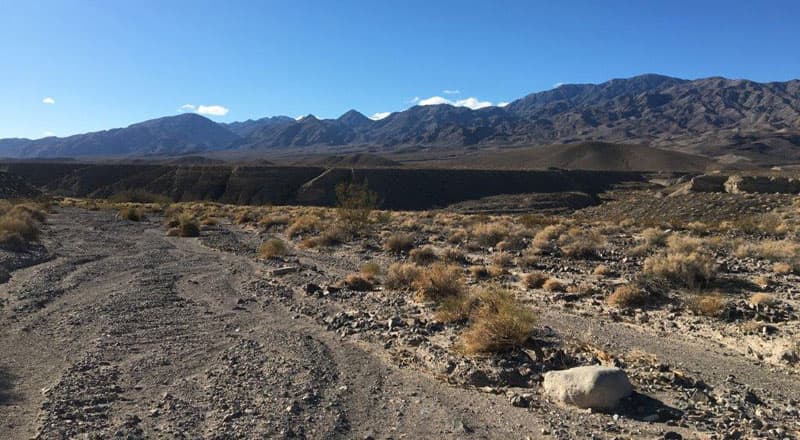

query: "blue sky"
(1, 0), (799, 139)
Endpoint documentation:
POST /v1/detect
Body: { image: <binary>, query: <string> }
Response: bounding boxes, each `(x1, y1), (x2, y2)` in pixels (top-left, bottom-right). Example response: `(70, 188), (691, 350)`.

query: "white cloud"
(417, 95), (496, 110)
(409, 96), (420, 104)
(42, 97), (55, 104)
(369, 112), (391, 121)
(179, 103), (229, 117)
(497, 101), (509, 108)
(443, 89), (460, 95)
(196, 105), (229, 116)
(42, 131), (55, 137)
(553, 82), (564, 88)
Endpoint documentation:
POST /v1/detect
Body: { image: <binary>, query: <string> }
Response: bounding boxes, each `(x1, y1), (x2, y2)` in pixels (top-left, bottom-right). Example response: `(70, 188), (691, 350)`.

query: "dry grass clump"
(0, 201), (48, 250)
(685, 221), (710, 235)
(518, 213), (557, 229)
(385, 262), (422, 290)
(736, 240), (800, 264)
(542, 278), (565, 292)
(607, 284), (649, 309)
(517, 250), (539, 268)
(235, 210), (257, 225)
(410, 246), (439, 265)
(459, 289), (536, 355)
(750, 293), (777, 307)
(641, 227), (669, 247)
(496, 234), (527, 252)
(413, 263), (465, 302)
(557, 227), (606, 259)
(447, 228), (468, 244)
(361, 261), (381, 277)
(529, 223), (566, 255)
(259, 214), (290, 229)
(470, 223), (508, 248)
(344, 272), (375, 291)
(299, 227), (346, 249)
(753, 275), (771, 289)
(441, 247), (467, 264)
(470, 265), (491, 280)
(643, 235), (717, 289)
(487, 265), (506, 278)
(178, 215), (200, 237)
(593, 264), (611, 277)
(521, 272), (548, 289)
(118, 206), (142, 221)
(491, 251), (513, 268)
(258, 238), (288, 259)
(686, 294), (728, 317)
(773, 262), (794, 274)
(733, 213), (790, 236)
(286, 214), (319, 238)
(383, 233), (415, 254)
(201, 216), (218, 226)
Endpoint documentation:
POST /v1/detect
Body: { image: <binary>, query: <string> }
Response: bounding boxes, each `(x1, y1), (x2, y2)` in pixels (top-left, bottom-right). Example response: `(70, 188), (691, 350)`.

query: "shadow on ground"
(0, 366), (20, 405)
(618, 392), (684, 422)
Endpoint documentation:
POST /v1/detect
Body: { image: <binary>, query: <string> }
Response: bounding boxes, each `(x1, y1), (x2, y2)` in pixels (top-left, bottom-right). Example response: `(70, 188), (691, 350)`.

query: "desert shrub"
(736, 240), (800, 264)
(178, 215), (200, 237)
(361, 261), (381, 277)
(496, 234), (527, 252)
(773, 262), (794, 274)
(542, 278), (565, 292)
(643, 236), (717, 289)
(558, 227), (606, 258)
(593, 264), (611, 277)
(414, 263), (465, 302)
(471, 223), (508, 248)
(750, 293), (777, 307)
(118, 206), (142, 221)
(385, 263), (422, 290)
(522, 272), (548, 289)
(201, 217), (218, 226)
(410, 246), (439, 265)
(299, 226), (347, 248)
(530, 223), (566, 255)
(0, 205), (43, 250)
(259, 238), (287, 259)
(235, 210), (257, 225)
(470, 265), (491, 280)
(607, 284), (649, 308)
(733, 213), (789, 236)
(335, 181), (379, 236)
(384, 233), (415, 254)
(435, 293), (478, 323)
(259, 214), (290, 229)
(109, 190), (171, 204)
(287, 214), (319, 238)
(517, 250), (539, 268)
(487, 265), (506, 278)
(518, 213), (556, 229)
(447, 228), (468, 244)
(753, 275), (771, 289)
(441, 247), (467, 264)
(344, 272), (375, 291)
(460, 289), (536, 354)
(686, 294), (727, 317)
(685, 221), (710, 235)
(641, 227), (669, 248)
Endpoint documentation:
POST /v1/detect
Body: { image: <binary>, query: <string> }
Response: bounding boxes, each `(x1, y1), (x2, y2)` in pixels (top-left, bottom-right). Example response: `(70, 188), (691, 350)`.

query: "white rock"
(543, 365), (633, 410)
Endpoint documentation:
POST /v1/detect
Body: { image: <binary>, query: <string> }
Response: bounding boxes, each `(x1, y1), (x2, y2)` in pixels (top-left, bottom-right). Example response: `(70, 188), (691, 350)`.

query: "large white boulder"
(542, 365), (633, 410)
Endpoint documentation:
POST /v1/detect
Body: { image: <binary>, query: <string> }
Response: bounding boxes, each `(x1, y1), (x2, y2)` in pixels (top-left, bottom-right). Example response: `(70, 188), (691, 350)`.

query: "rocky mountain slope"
(2, 74), (799, 160)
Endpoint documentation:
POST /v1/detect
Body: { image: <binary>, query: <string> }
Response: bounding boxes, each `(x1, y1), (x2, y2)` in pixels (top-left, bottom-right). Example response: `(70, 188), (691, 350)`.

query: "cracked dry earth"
(2, 206), (800, 439)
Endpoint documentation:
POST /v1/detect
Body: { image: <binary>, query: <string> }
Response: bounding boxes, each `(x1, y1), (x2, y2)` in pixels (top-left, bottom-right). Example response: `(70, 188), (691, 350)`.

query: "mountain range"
(2, 74), (799, 162)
